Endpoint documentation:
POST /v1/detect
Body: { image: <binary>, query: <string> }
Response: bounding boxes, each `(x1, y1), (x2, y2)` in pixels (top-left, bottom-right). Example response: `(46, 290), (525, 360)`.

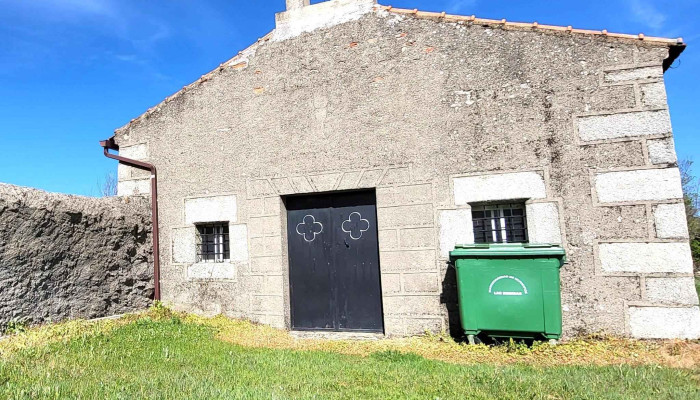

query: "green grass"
(0, 317), (698, 399)
(695, 276), (700, 298)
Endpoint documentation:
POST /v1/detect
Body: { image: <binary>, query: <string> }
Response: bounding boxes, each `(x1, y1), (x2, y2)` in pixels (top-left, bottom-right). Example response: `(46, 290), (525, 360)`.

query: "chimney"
(273, 0), (377, 41)
(286, 0), (311, 10)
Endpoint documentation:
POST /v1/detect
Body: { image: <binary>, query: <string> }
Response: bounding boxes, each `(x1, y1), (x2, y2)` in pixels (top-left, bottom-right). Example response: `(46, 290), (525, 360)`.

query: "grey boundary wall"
(0, 183), (153, 331)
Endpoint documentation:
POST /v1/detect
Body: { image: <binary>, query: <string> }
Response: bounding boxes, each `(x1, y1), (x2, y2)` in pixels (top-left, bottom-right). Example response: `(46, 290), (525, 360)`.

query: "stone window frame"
(172, 193), (248, 282)
(440, 168), (565, 258)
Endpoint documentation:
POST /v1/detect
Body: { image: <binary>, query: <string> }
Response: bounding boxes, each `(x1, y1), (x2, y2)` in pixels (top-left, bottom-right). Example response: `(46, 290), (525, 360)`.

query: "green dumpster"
(450, 243), (566, 343)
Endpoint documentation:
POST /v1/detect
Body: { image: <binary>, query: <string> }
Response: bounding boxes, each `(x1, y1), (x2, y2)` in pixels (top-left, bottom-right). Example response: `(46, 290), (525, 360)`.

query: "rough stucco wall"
(113, 9), (695, 338)
(0, 184), (153, 330)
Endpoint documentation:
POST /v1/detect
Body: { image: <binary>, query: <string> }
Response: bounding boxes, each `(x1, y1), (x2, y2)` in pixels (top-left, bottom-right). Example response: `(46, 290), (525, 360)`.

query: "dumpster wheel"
(466, 334), (484, 345)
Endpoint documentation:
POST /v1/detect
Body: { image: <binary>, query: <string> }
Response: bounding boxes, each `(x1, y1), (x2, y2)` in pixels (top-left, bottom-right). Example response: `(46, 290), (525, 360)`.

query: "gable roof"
(379, 5), (685, 71)
(114, 3), (685, 136)
(379, 5), (684, 46)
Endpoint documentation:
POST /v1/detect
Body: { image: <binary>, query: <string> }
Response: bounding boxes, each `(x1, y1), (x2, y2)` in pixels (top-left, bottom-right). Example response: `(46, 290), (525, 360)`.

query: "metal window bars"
(196, 223), (230, 263)
(471, 203), (528, 244)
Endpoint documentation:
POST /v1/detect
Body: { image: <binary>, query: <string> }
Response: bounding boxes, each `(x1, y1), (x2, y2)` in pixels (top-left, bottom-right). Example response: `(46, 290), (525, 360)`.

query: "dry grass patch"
(2, 305), (698, 369)
(182, 313), (700, 369)
(1, 306), (698, 399)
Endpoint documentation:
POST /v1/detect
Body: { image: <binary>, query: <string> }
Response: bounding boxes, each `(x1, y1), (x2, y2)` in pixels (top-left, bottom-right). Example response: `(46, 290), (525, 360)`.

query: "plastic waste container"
(449, 243), (566, 344)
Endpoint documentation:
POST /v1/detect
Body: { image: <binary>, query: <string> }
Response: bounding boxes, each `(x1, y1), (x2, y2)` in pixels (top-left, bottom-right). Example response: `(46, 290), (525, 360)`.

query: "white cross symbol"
(296, 214), (323, 242)
(342, 212), (370, 240)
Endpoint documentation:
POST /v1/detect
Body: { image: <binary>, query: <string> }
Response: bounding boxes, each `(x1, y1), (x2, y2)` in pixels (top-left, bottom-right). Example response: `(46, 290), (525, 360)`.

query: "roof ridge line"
(377, 5), (684, 46)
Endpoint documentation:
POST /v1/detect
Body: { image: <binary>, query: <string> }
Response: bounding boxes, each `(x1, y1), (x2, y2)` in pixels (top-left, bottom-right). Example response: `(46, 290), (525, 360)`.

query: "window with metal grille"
(472, 203), (528, 244)
(196, 223), (230, 263)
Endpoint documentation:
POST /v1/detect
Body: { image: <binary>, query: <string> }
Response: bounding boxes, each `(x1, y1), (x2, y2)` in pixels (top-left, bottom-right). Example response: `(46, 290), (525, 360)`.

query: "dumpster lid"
(450, 243), (566, 257)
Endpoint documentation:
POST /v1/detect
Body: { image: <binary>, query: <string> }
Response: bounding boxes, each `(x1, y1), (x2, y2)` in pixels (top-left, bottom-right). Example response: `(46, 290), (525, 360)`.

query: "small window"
(196, 223), (230, 263)
(472, 203), (528, 244)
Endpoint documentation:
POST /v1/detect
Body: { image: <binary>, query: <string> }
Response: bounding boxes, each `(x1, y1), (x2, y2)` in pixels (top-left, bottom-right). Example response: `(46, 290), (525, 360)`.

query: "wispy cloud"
(447, 0), (477, 14)
(0, 0), (173, 79)
(42, 0), (117, 17)
(129, 20), (172, 53)
(626, 0), (667, 33)
(113, 54), (138, 63)
(8, 0), (122, 25)
(106, 51), (171, 82)
(33, 0), (170, 45)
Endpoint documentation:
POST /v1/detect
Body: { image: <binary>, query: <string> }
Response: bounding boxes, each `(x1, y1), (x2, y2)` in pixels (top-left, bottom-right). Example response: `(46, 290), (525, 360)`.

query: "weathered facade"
(112, 0), (699, 338)
(0, 184), (153, 330)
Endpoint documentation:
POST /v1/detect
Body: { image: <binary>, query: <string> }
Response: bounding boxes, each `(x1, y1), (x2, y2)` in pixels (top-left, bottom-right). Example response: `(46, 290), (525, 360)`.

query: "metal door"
(286, 190), (384, 333)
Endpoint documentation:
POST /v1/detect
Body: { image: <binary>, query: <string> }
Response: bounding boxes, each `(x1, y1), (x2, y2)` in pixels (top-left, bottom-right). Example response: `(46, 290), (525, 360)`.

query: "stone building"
(106, 0), (699, 338)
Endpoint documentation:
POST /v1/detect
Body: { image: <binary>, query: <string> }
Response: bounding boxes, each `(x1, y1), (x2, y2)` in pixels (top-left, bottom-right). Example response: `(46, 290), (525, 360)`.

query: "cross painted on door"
(296, 214), (323, 242)
(342, 212), (370, 240)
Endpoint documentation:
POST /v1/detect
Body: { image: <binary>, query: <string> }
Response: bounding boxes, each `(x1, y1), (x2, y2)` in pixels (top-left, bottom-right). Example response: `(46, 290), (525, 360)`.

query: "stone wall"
(112, 4), (698, 338)
(0, 184), (153, 330)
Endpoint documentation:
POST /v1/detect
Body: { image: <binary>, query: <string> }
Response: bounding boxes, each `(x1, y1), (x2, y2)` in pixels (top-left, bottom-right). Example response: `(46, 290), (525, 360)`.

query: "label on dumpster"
(488, 275), (528, 296)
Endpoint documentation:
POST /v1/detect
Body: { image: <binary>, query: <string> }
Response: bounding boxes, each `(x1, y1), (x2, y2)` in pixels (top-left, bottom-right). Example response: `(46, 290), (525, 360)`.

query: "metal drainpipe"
(100, 137), (161, 301)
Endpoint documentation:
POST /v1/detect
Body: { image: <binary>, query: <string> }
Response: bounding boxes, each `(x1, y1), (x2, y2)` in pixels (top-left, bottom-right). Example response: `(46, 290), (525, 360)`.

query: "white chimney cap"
(274, 0), (377, 41)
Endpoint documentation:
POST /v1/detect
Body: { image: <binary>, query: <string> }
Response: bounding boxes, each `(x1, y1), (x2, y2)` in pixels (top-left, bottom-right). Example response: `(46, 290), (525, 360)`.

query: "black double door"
(286, 190), (384, 333)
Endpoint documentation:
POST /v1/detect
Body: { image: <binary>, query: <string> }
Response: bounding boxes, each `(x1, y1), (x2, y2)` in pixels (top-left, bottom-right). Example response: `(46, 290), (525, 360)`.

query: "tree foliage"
(99, 172), (118, 197)
(679, 159), (700, 270)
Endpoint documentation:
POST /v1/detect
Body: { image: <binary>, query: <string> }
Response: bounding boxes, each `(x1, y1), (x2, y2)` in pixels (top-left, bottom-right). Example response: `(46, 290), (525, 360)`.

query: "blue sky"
(0, 0), (697, 196)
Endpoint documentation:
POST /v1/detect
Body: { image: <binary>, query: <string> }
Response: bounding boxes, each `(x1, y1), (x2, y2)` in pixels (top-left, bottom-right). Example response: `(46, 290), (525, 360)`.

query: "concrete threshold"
(290, 330), (385, 341)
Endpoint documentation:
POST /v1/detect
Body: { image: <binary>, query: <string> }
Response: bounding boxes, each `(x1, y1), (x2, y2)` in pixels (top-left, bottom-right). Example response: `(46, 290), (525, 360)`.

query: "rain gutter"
(100, 137), (161, 301)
